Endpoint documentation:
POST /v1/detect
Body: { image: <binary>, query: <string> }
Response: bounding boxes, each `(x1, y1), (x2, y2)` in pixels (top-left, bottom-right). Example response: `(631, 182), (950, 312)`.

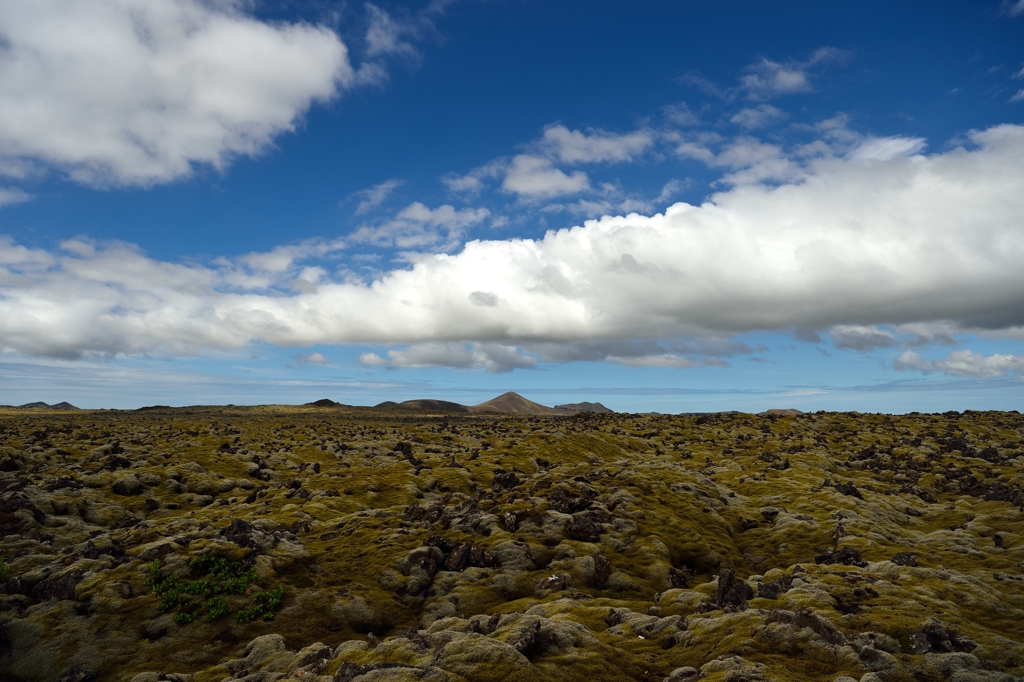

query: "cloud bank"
(2, 125), (1024, 366)
(0, 0), (351, 186)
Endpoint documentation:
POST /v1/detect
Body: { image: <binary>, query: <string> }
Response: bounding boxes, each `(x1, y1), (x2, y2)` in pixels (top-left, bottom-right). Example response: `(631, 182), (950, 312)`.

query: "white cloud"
(895, 350), (1024, 378)
(0, 0), (351, 187)
(502, 155), (589, 198)
(365, 4), (418, 59)
(607, 354), (725, 369)
(360, 342), (536, 372)
(351, 179), (403, 214)
(730, 105), (787, 130)
(847, 136), (927, 161)
(740, 48), (849, 101)
(1005, 0), (1024, 17)
(3, 124), (1024, 362)
(442, 159), (506, 194)
(294, 352), (330, 366)
(0, 187), (32, 208)
(540, 125), (653, 164)
(663, 102), (701, 127)
(1011, 90), (1024, 103)
(350, 202), (490, 250)
(830, 325), (899, 351)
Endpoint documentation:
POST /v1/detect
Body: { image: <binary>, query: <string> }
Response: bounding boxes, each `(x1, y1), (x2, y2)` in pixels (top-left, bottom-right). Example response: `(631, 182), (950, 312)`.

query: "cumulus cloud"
(3, 124), (1024, 363)
(0, 0), (351, 187)
(895, 350), (1024, 378)
(350, 202), (490, 250)
(502, 155), (590, 198)
(540, 125), (653, 164)
(360, 342), (536, 372)
(294, 352), (330, 366)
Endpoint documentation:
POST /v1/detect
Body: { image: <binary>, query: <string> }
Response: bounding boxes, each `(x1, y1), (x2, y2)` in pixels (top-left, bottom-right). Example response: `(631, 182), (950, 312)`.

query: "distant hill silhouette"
(758, 408), (804, 416)
(554, 401), (612, 414)
(7, 401), (80, 410)
(306, 399), (342, 407)
(375, 399), (469, 412)
(372, 392), (613, 415)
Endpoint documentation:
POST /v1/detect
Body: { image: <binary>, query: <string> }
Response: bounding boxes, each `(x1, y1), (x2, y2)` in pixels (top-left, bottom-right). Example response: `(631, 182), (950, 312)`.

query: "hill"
(468, 391), (559, 414)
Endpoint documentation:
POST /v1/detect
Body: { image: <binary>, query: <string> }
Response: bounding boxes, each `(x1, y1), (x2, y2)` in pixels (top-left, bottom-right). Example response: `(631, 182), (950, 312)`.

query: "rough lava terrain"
(1, 403), (1023, 682)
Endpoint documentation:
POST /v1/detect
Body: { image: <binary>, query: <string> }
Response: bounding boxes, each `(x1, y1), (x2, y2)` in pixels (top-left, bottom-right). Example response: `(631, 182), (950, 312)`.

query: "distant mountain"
(306, 399), (342, 407)
(376, 399), (469, 412)
(758, 408), (804, 416)
(554, 401), (612, 414)
(12, 401), (80, 410)
(371, 392), (614, 415)
(469, 392), (558, 415)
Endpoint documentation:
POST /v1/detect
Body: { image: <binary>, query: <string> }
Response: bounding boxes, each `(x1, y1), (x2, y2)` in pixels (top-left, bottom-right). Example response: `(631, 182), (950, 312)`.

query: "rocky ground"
(1, 405), (1023, 682)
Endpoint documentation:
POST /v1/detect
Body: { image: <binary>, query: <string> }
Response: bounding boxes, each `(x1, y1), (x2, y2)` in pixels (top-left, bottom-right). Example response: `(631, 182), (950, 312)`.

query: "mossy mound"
(0, 407), (1022, 681)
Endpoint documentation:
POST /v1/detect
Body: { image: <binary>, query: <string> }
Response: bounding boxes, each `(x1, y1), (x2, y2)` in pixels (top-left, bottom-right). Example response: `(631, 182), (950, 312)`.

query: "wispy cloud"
(350, 178), (403, 214)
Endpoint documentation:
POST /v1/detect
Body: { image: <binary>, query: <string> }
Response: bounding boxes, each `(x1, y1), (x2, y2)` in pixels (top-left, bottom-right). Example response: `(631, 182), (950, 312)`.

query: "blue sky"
(2, 0), (1024, 412)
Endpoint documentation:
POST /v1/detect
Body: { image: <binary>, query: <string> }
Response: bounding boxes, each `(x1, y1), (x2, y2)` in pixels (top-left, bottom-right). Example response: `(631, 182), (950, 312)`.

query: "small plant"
(0, 557), (10, 582)
(237, 585), (285, 623)
(144, 556), (282, 625)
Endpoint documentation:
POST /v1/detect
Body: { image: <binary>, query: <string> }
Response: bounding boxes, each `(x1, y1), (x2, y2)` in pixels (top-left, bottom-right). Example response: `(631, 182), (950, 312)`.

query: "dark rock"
(713, 568), (752, 609)
(144, 498), (160, 511)
(492, 469), (521, 490)
(757, 575), (793, 600)
(815, 546), (867, 567)
(103, 453), (130, 470)
(832, 480), (863, 499)
(901, 484), (938, 504)
(445, 543), (472, 571)
(738, 517), (760, 531)
(594, 554), (612, 589)
(891, 552), (918, 567)
(513, 619), (542, 655)
(393, 442), (413, 456)
(668, 567), (689, 589)
(503, 510), (518, 532)
(44, 476), (83, 492)
(548, 485), (594, 514)
(566, 514), (603, 542)
(29, 570), (86, 601)
(909, 618), (979, 654)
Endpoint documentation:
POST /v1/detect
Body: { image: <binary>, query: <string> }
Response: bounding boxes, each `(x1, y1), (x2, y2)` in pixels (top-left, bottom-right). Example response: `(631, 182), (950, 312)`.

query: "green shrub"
(144, 556), (282, 626)
(0, 557), (10, 582)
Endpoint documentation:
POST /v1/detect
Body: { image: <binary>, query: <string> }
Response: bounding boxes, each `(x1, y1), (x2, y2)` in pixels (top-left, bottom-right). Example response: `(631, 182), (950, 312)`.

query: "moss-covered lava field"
(1, 405), (1023, 682)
